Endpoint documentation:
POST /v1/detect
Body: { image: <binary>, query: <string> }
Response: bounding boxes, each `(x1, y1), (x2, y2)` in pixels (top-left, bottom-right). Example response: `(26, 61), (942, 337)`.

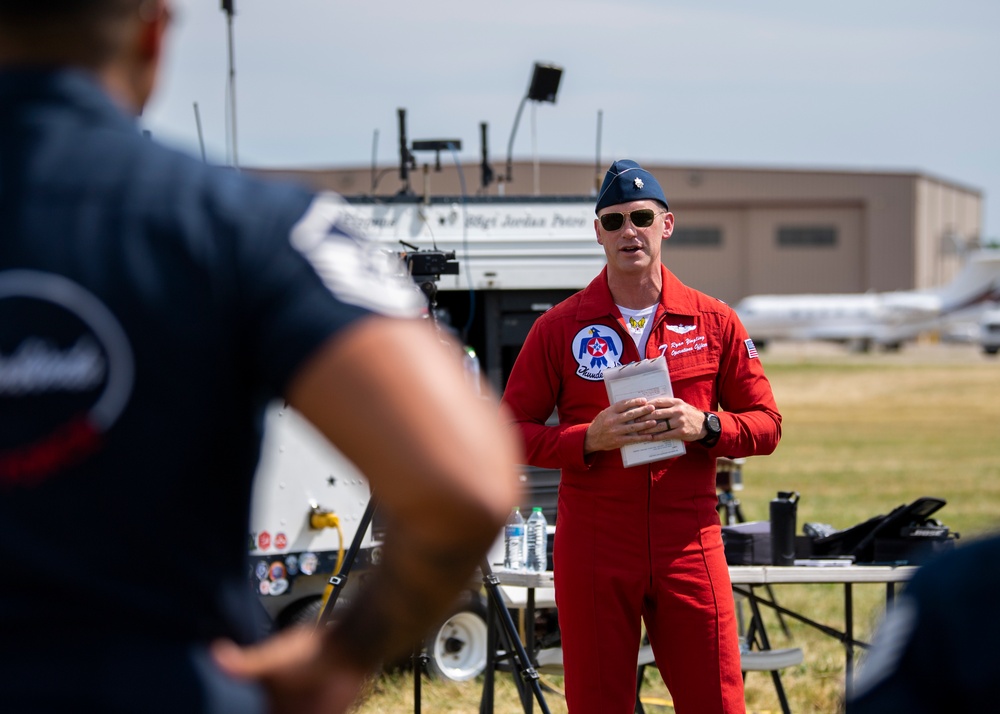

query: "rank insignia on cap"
(595, 159), (669, 213)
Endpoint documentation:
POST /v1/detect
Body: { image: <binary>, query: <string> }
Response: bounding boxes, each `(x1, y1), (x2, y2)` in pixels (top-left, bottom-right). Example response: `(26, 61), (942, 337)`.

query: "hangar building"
(252, 159), (983, 305)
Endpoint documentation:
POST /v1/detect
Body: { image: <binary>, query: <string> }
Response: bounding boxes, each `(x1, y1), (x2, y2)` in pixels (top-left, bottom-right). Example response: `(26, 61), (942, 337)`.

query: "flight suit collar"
(576, 265), (699, 323)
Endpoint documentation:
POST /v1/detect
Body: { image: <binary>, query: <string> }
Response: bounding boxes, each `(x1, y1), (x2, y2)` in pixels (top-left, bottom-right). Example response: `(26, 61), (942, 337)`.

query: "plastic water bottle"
(525, 507), (548, 572)
(503, 507), (526, 570)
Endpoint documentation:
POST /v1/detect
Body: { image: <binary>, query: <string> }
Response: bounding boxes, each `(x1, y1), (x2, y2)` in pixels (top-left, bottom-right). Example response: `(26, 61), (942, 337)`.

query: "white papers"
(602, 355), (686, 467)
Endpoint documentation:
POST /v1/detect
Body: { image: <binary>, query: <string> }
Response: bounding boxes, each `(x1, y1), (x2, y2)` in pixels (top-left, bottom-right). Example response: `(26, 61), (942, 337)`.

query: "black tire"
(275, 596), (324, 630)
(424, 590), (489, 682)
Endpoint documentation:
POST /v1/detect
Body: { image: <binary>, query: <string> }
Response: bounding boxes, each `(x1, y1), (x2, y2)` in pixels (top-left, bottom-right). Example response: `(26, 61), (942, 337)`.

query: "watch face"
(707, 414), (721, 432)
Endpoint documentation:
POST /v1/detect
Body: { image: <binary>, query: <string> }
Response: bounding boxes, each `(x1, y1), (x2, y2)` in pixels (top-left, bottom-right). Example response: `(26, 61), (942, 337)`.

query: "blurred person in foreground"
(848, 533), (1000, 714)
(501, 160), (781, 713)
(0, 1), (521, 712)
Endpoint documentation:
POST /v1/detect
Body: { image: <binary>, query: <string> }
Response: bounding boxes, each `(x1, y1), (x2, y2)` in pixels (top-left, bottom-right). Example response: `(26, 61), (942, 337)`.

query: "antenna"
(221, 0), (238, 169)
(594, 109), (603, 195)
(398, 108), (415, 195)
(480, 122), (494, 192)
(412, 139), (463, 173)
(371, 128), (379, 193)
(193, 102), (207, 163)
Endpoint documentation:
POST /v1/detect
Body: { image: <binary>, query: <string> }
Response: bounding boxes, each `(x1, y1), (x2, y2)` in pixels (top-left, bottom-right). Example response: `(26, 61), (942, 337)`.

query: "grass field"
(351, 340), (1000, 713)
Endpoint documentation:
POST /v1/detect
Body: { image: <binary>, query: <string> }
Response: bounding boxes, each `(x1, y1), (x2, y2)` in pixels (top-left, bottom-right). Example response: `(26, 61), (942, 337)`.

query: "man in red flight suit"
(501, 159), (782, 713)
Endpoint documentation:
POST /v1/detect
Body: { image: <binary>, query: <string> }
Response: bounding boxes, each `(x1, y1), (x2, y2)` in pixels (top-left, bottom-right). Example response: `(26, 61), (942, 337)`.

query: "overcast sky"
(144, 0), (1000, 239)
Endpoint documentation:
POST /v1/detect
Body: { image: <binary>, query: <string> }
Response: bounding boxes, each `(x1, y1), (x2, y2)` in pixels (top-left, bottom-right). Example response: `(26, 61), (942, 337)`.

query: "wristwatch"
(700, 412), (721, 447)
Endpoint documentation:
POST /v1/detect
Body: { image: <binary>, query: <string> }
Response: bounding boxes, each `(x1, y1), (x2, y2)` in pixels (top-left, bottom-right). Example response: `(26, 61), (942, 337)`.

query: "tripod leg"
(494, 611), (534, 709)
(413, 645), (428, 714)
(479, 605), (498, 714)
(480, 561), (552, 714)
(413, 645), (421, 714)
(318, 495), (378, 626)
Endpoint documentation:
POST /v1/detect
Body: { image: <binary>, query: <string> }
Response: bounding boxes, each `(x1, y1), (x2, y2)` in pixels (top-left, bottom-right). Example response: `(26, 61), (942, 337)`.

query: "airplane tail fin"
(937, 250), (1000, 313)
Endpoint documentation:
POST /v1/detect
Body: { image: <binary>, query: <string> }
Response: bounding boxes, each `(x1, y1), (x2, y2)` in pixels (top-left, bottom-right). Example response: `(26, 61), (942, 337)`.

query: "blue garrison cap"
(595, 159), (669, 214)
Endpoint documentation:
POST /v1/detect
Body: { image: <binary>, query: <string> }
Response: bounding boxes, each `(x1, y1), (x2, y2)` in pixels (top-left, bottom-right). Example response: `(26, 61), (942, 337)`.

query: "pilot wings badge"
(666, 323), (697, 335)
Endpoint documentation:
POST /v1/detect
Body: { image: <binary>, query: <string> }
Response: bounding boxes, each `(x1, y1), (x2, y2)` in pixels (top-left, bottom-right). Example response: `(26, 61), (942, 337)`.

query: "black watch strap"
(700, 411), (721, 447)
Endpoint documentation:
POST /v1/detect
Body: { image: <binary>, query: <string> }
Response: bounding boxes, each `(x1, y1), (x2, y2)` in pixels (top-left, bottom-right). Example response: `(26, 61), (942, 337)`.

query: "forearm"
(329, 516), (491, 669)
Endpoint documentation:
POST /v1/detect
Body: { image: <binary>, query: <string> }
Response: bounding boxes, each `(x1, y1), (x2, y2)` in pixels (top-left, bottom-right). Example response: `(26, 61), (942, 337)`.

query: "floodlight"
(505, 62), (564, 183)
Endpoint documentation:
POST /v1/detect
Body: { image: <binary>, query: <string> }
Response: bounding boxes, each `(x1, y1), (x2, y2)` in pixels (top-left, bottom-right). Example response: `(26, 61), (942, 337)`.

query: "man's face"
(594, 199), (674, 276)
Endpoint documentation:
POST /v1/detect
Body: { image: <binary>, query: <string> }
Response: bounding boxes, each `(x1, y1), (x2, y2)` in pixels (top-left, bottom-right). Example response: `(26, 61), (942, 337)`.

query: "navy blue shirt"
(848, 534), (1000, 714)
(0, 69), (422, 712)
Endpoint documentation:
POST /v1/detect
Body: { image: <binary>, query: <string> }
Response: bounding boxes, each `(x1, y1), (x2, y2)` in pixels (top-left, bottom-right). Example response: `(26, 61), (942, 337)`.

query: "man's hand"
(212, 627), (371, 714)
(583, 398), (658, 454)
(636, 397), (709, 442)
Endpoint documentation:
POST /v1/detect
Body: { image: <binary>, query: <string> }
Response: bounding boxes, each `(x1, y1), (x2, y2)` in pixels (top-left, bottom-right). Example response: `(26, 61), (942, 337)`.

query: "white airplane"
(734, 249), (1000, 351)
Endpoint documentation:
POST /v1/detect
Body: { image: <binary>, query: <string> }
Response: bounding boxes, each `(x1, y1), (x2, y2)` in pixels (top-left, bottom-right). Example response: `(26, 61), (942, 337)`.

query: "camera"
(401, 248), (459, 282)
(398, 244), (460, 310)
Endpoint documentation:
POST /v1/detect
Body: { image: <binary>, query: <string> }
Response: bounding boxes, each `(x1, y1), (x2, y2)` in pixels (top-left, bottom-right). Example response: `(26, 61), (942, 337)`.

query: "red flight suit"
(501, 265), (781, 713)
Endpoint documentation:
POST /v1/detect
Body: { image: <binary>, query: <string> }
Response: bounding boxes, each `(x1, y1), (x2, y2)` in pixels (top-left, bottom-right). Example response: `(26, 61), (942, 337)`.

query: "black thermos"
(770, 491), (799, 566)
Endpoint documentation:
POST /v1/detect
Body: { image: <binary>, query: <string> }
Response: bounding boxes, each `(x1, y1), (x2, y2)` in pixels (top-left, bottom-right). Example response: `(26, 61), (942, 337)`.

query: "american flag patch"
(745, 338), (759, 359)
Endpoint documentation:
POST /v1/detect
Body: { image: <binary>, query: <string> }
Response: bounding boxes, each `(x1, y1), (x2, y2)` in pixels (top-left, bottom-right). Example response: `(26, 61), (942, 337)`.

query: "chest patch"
(666, 323), (697, 335)
(572, 325), (623, 381)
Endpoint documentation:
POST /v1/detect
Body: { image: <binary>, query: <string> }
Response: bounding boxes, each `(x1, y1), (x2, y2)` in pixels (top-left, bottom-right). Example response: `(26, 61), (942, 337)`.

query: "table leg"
(745, 587), (793, 714)
(524, 588), (537, 714)
(844, 583), (854, 700)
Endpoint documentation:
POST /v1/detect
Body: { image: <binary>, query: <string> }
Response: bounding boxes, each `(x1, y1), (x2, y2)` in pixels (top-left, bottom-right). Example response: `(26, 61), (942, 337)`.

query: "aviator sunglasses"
(599, 209), (664, 231)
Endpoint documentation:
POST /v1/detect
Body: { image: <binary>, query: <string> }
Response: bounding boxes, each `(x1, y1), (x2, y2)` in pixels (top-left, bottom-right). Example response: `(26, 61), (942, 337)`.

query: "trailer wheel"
(275, 596), (324, 629)
(425, 590), (489, 682)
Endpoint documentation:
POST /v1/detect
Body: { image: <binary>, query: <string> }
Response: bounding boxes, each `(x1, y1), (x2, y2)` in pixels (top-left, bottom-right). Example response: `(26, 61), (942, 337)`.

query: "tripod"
(317, 493), (550, 714)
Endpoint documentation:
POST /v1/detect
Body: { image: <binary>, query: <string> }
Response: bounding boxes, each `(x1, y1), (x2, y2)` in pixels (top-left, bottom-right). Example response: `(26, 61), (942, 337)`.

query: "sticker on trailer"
(275, 533), (287, 550)
(258, 531), (271, 550)
(300, 552), (318, 575)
